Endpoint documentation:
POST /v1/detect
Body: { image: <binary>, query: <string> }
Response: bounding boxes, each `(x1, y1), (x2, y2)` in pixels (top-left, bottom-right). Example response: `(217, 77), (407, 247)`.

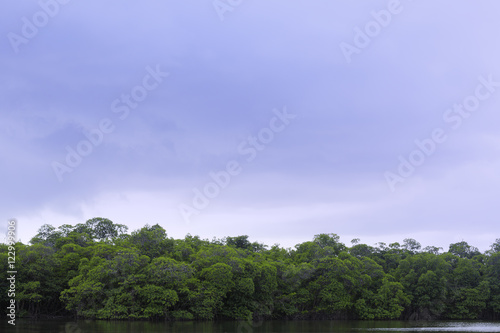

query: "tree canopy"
(1, 219), (499, 321)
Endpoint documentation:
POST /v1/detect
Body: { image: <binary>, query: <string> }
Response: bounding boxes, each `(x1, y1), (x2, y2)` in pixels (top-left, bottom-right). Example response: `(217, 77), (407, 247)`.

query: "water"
(1, 319), (499, 333)
(365, 323), (500, 332)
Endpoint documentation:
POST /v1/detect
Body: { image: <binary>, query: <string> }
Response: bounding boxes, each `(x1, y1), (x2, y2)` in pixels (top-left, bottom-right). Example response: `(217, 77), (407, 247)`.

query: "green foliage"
(135, 285), (178, 318)
(449, 241), (481, 259)
(129, 224), (173, 259)
(490, 239), (500, 254)
(1, 219), (498, 321)
(226, 235), (251, 250)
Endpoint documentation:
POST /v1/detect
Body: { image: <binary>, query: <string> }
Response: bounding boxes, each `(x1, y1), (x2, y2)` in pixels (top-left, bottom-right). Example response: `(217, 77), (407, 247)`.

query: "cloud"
(1, 1), (500, 251)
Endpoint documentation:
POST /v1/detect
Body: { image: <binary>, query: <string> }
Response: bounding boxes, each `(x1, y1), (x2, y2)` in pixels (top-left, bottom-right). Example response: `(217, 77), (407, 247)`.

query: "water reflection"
(2, 320), (500, 333)
(368, 322), (500, 332)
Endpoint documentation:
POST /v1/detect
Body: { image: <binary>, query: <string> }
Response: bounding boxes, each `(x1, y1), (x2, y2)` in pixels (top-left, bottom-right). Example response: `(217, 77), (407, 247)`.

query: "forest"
(1, 217), (499, 321)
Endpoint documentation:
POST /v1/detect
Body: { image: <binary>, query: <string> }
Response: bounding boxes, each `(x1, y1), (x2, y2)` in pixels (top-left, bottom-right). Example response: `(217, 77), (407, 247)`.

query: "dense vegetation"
(1, 218), (500, 321)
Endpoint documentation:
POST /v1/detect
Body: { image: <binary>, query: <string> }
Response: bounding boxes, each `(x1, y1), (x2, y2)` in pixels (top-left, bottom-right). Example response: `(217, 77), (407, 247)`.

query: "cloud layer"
(1, 0), (499, 251)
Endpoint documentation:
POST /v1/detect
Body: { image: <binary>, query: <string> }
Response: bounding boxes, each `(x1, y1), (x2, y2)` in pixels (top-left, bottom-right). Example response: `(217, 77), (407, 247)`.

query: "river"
(1, 319), (500, 333)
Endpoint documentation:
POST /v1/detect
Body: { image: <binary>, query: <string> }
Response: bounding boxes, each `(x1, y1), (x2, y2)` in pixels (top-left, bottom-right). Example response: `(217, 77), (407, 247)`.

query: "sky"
(1, 0), (499, 252)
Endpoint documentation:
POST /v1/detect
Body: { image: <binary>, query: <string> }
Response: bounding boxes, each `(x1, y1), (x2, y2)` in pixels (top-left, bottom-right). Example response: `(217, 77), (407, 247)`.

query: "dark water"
(1, 319), (500, 333)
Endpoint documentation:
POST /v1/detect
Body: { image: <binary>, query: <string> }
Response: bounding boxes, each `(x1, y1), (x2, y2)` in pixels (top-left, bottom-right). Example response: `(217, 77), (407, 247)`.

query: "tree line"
(1, 217), (499, 321)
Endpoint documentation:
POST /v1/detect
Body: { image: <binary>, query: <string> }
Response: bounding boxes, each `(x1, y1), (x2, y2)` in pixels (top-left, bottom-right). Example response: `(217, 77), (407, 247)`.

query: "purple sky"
(1, 0), (500, 251)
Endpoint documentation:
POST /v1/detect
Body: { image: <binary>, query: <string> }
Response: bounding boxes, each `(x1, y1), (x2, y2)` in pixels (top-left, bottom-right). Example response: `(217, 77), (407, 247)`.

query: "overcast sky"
(1, 1), (500, 251)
